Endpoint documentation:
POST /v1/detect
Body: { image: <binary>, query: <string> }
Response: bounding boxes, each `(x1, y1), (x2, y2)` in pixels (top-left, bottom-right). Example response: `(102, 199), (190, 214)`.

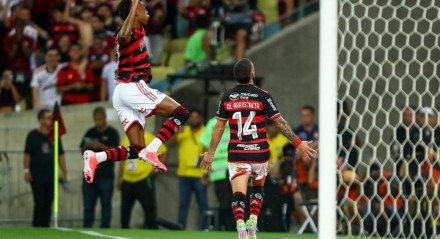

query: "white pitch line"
(56, 227), (131, 239)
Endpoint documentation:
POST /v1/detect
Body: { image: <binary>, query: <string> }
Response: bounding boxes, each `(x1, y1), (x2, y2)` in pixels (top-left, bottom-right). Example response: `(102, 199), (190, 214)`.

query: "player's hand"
(200, 152), (213, 172)
(297, 141), (317, 161)
(24, 171), (32, 183)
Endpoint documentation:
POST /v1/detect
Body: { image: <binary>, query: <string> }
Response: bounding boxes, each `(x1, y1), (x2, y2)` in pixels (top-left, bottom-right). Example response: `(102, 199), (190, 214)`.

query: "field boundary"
(56, 227), (131, 239)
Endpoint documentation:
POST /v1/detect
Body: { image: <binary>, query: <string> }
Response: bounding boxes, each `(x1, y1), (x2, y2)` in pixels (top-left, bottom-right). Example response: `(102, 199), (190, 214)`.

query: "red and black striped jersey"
(115, 28), (151, 83)
(216, 84), (281, 163)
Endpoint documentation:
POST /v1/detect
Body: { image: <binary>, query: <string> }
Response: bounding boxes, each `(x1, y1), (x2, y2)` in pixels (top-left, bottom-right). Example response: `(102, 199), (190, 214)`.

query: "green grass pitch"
(0, 228), (382, 239)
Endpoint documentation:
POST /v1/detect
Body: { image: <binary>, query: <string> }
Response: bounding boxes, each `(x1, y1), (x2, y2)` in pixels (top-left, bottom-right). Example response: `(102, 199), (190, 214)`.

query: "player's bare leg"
(139, 95), (189, 166)
(231, 174), (251, 239)
(246, 177), (266, 239)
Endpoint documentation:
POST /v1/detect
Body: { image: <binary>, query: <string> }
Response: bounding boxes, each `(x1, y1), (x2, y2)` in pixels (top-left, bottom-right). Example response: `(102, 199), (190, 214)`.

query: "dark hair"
(69, 42), (82, 50)
(46, 48), (60, 55)
(117, 0), (132, 20)
(54, 3), (66, 12)
(302, 105), (315, 114)
(233, 58), (253, 84)
(37, 109), (51, 120)
(190, 109), (203, 116)
(93, 107), (106, 118)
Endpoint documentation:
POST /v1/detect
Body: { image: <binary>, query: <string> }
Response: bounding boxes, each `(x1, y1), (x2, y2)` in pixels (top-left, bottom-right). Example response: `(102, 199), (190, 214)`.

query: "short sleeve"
(263, 92), (281, 120)
(216, 94), (228, 121)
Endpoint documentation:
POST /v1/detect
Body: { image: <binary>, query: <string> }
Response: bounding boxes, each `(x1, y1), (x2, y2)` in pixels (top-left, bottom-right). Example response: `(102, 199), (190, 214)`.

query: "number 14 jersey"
(216, 84), (281, 163)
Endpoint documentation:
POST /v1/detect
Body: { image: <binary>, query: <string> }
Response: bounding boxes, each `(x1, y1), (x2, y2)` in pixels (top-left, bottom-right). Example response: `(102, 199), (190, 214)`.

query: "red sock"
(104, 145), (142, 161)
(249, 186), (264, 218)
(232, 192), (246, 221)
(156, 106), (189, 142)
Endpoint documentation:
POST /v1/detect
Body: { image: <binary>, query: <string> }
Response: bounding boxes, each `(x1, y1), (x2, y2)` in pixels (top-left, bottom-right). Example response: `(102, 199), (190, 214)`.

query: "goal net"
(337, 0), (440, 238)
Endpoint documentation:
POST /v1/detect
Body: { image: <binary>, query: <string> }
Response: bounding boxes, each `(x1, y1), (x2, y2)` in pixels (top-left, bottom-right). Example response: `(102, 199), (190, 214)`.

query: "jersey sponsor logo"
(267, 98), (277, 111)
(174, 118), (181, 126)
(239, 93), (259, 99)
(237, 144), (261, 150)
(229, 92), (240, 100)
(225, 100), (263, 111)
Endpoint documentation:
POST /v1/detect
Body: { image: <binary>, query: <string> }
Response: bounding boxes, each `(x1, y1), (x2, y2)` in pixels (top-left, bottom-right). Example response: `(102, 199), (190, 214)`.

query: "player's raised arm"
(201, 119), (227, 171)
(272, 116), (317, 160)
(118, 0), (140, 44)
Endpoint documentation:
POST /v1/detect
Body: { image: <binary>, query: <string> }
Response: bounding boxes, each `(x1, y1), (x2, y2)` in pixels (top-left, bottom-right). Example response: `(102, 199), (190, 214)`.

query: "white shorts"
(113, 80), (166, 132)
(228, 162), (269, 181)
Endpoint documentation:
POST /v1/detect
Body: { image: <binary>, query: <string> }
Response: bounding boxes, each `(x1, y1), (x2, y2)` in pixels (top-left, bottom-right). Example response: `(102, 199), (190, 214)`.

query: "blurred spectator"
(117, 132), (169, 229)
(0, 69), (20, 113)
(3, 19), (34, 107)
(79, 6), (94, 23)
(96, 3), (120, 34)
(49, 3), (80, 45)
(279, 143), (296, 232)
(215, 0), (260, 59)
(30, 0), (55, 32)
(31, 48), (65, 109)
(362, 162), (403, 236)
(89, 31), (112, 78)
(80, 107), (119, 228)
(146, 0), (167, 65)
(199, 117), (234, 231)
(100, 48), (117, 102)
(173, 110), (208, 230)
(179, 0), (209, 36)
(56, 34), (72, 63)
(175, 0), (190, 38)
(57, 43), (99, 105)
(49, 1), (93, 51)
(266, 120), (289, 176)
(184, 14), (211, 69)
(23, 109), (67, 227)
(294, 105), (318, 141)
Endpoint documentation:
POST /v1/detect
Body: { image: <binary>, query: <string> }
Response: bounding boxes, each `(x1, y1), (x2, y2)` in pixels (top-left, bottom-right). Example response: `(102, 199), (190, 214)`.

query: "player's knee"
(171, 105), (190, 126)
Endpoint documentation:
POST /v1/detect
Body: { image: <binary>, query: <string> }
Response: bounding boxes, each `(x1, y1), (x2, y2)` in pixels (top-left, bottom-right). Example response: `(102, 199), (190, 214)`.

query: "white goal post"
(329, 0), (440, 238)
(319, 0), (337, 239)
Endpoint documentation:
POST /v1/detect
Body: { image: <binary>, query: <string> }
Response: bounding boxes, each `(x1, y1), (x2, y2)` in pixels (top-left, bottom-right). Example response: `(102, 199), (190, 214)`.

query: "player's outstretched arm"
(200, 119), (227, 171)
(273, 116), (317, 160)
(119, 0), (140, 44)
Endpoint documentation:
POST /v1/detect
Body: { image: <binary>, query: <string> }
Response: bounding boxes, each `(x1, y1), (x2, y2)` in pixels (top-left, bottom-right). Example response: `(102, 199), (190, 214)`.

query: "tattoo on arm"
(273, 116), (297, 142)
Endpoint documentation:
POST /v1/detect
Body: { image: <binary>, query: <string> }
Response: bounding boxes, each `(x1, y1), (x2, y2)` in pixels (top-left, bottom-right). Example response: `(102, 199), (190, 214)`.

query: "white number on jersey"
(232, 111), (258, 140)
